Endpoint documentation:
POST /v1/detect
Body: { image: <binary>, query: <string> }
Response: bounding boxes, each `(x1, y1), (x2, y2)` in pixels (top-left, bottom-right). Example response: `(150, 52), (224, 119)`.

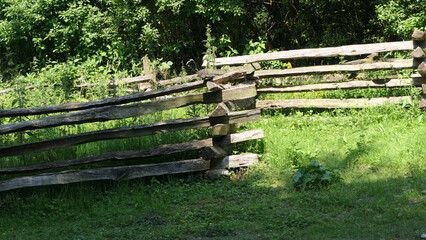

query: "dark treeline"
(0, 0), (424, 78)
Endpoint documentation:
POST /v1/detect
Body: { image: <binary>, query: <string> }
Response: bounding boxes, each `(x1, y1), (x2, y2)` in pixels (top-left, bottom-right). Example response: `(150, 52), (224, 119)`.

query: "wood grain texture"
(412, 29), (426, 41)
(210, 154), (259, 169)
(0, 159), (210, 192)
(253, 59), (421, 78)
(76, 75), (152, 88)
(210, 124), (231, 136)
(410, 47), (426, 59)
(0, 93), (205, 135)
(420, 95), (426, 109)
(257, 78), (417, 94)
(208, 102), (230, 117)
(0, 85), (257, 135)
(212, 71), (247, 84)
(257, 97), (412, 109)
(418, 62), (426, 77)
(203, 129), (265, 159)
(0, 80), (205, 118)
(0, 139), (212, 174)
(203, 41), (424, 67)
(0, 109), (260, 158)
(158, 74), (199, 86)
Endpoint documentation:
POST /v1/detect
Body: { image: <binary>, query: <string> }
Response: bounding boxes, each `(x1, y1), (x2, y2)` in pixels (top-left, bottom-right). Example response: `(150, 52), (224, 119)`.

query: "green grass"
(0, 105), (425, 239)
(0, 67), (425, 239)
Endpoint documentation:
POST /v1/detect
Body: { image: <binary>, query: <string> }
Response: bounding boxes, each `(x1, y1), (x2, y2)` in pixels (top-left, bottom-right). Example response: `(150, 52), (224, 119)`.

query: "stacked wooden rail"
(203, 30), (426, 109)
(0, 73), (263, 192)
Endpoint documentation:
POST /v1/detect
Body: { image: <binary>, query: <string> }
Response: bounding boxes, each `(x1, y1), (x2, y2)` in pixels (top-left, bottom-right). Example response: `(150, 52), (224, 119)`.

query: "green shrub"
(293, 160), (342, 191)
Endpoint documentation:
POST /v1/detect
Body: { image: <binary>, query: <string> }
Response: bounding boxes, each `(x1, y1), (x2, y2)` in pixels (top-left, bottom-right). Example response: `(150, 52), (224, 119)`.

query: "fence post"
(204, 101), (235, 178)
(140, 57), (156, 91)
(203, 81), (258, 178)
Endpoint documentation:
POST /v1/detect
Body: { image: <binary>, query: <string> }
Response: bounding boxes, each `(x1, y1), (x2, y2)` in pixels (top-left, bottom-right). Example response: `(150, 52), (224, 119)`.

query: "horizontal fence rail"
(0, 109), (260, 158)
(253, 59), (423, 78)
(0, 129), (264, 174)
(0, 84), (257, 135)
(203, 40), (426, 67)
(257, 78), (421, 94)
(0, 159), (211, 192)
(257, 97), (412, 109)
(0, 80), (206, 118)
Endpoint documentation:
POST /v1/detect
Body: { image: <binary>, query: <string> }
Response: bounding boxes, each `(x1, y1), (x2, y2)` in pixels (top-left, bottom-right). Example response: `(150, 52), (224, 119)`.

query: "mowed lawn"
(0, 105), (425, 239)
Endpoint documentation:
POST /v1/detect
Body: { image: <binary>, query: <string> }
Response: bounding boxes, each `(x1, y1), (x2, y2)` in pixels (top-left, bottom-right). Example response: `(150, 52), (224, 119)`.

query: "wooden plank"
(412, 30), (426, 41)
(0, 109), (260, 158)
(257, 97), (412, 109)
(212, 71), (247, 84)
(227, 109), (261, 124)
(0, 93), (205, 135)
(158, 74), (199, 86)
(210, 124), (231, 136)
(0, 159), (210, 192)
(412, 74), (426, 85)
(203, 146), (232, 160)
(210, 154), (259, 169)
(420, 95), (426, 109)
(220, 84), (257, 102)
(410, 47), (426, 59)
(0, 80), (206, 118)
(203, 41), (425, 67)
(197, 65), (255, 79)
(203, 129), (265, 159)
(206, 81), (225, 92)
(208, 102), (230, 117)
(253, 59), (421, 78)
(215, 129), (264, 145)
(76, 76), (152, 88)
(418, 62), (426, 77)
(0, 139), (212, 174)
(257, 78), (417, 94)
(0, 85), (257, 135)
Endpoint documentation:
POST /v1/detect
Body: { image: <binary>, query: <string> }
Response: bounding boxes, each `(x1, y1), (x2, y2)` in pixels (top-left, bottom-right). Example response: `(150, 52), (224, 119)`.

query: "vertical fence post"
(203, 81), (258, 178)
(204, 101), (235, 178)
(140, 57), (153, 91)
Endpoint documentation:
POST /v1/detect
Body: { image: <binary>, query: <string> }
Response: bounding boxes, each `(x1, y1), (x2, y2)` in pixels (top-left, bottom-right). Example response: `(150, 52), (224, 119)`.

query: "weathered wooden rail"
(203, 29), (426, 109)
(0, 73), (263, 192)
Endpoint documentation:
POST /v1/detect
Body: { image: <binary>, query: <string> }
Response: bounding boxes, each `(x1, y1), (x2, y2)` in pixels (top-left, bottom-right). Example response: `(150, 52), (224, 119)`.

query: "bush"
(293, 160), (342, 191)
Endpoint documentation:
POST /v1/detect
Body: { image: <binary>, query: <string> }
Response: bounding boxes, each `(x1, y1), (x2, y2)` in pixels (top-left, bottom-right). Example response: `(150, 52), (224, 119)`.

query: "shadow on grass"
(0, 166), (424, 239)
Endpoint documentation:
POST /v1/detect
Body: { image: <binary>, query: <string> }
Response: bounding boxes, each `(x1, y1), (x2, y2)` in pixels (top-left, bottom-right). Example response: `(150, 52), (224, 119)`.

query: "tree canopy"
(0, 0), (424, 78)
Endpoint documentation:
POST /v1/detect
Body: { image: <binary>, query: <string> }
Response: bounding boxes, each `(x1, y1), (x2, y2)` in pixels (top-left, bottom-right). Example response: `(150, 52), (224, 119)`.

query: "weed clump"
(293, 160), (342, 190)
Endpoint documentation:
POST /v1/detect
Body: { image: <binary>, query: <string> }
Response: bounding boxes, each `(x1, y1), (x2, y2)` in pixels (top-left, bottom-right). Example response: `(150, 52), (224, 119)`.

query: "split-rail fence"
(0, 73), (263, 192)
(203, 29), (426, 110)
(1, 29), (426, 192)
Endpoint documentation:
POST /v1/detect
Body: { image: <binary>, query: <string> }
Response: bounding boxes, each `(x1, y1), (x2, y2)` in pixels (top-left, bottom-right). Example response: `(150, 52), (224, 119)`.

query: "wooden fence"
(204, 29), (426, 109)
(1, 30), (425, 192)
(0, 73), (263, 192)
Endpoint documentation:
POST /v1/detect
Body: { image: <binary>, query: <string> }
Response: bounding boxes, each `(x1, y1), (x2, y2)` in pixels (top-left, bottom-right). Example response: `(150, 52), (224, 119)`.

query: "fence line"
(203, 40), (425, 67)
(0, 71), (263, 192)
(257, 78), (420, 94)
(0, 109), (260, 158)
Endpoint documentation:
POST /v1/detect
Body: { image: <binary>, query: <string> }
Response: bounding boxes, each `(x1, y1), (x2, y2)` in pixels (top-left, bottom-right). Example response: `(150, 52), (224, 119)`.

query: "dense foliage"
(0, 0), (424, 80)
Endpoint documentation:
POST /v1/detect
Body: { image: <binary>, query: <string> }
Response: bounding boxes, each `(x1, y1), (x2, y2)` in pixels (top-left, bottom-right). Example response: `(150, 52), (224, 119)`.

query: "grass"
(0, 105), (425, 239)
(0, 66), (425, 239)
